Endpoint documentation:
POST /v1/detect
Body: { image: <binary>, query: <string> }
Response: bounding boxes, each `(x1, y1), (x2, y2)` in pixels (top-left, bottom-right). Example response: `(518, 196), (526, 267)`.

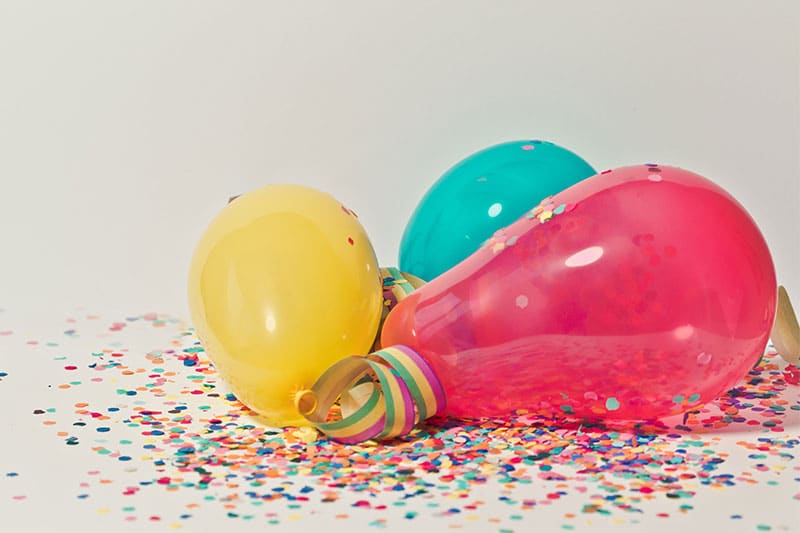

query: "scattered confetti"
(1, 310), (797, 530)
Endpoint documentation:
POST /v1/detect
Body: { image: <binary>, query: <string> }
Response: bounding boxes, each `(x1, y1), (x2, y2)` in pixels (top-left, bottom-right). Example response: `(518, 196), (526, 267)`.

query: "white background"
(0, 4), (798, 532)
(0, 1), (798, 315)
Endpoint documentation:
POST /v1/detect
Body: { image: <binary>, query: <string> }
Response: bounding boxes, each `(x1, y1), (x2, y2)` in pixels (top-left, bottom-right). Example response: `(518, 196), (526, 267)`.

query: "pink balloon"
(382, 165), (777, 421)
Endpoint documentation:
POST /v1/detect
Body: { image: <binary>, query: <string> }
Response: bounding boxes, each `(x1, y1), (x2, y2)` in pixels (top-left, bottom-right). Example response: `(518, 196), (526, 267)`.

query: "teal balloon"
(399, 140), (595, 281)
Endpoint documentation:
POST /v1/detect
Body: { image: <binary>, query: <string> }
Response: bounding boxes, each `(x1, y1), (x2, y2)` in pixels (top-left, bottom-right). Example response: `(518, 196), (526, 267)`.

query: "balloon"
(301, 165), (777, 442)
(399, 140), (596, 281)
(188, 184), (383, 427)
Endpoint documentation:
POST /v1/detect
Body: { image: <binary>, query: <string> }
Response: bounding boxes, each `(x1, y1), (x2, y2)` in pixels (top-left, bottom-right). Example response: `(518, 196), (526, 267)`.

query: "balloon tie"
(298, 346), (446, 444)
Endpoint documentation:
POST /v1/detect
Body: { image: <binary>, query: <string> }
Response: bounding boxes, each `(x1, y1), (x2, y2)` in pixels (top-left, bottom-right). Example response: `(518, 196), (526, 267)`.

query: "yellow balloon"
(188, 184), (383, 427)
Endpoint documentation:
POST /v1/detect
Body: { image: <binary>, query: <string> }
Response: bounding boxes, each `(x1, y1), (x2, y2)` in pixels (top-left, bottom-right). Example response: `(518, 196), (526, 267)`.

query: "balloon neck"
(771, 285), (799, 365)
(298, 345), (446, 444)
(293, 389), (318, 416)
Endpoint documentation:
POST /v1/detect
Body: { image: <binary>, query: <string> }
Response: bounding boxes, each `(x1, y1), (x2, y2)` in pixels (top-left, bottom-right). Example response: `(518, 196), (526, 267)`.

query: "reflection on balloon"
(399, 140), (596, 282)
(188, 184), (383, 427)
(303, 165), (778, 443)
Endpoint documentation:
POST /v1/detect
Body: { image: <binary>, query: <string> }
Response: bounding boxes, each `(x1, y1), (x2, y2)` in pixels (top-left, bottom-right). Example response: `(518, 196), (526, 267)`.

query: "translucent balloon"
(188, 184), (383, 427)
(382, 165), (777, 422)
(399, 140), (595, 281)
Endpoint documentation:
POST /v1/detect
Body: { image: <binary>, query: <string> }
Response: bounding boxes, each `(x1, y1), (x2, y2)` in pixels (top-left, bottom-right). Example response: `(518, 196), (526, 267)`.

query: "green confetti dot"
(605, 397), (620, 411)
(560, 405), (574, 414)
(687, 393), (700, 402)
(672, 395), (685, 403)
(757, 525), (771, 531)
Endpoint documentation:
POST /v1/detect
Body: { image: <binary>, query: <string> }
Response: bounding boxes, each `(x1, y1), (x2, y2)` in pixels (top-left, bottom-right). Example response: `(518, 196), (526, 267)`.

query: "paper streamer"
(298, 346), (445, 444)
(372, 267), (426, 352)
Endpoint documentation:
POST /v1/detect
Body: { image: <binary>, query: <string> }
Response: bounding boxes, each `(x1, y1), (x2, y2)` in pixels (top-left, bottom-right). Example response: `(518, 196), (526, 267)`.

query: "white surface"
(0, 1), (798, 316)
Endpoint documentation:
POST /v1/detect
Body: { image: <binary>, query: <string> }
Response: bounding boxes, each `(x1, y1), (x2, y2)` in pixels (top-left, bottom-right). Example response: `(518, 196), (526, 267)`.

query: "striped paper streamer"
(300, 346), (446, 444)
(372, 267), (425, 352)
(380, 267), (421, 304)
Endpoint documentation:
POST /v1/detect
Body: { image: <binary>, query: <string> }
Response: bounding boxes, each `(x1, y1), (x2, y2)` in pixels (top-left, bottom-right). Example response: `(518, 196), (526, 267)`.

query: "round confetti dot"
(605, 397), (620, 411)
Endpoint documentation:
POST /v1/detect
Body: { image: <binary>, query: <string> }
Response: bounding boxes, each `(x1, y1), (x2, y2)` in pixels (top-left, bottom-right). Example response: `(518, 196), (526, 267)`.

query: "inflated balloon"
(188, 184), (383, 427)
(300, 165), (778, 443)
(399, 140), (595, 281)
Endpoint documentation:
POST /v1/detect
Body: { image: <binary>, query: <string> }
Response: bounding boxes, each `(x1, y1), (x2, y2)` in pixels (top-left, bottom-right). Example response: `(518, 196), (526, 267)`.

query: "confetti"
(2, 311), (798, 530)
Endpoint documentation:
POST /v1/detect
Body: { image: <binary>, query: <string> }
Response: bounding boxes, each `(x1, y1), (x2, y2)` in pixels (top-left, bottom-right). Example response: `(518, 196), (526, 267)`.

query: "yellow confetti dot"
(292, 426), (319, 443)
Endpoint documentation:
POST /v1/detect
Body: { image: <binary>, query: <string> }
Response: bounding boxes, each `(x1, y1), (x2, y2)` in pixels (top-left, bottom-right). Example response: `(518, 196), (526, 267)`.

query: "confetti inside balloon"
(188, 184), (383, 427)
(399, 140), (595, 281)
(301, 165), (778, 442)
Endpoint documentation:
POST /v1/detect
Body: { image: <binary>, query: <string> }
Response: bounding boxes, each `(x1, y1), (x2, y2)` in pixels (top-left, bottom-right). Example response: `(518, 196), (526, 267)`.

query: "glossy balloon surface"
(399, 140), (595, 281)
(188, 185), (383, 427)
(383, 165), (777, 421)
